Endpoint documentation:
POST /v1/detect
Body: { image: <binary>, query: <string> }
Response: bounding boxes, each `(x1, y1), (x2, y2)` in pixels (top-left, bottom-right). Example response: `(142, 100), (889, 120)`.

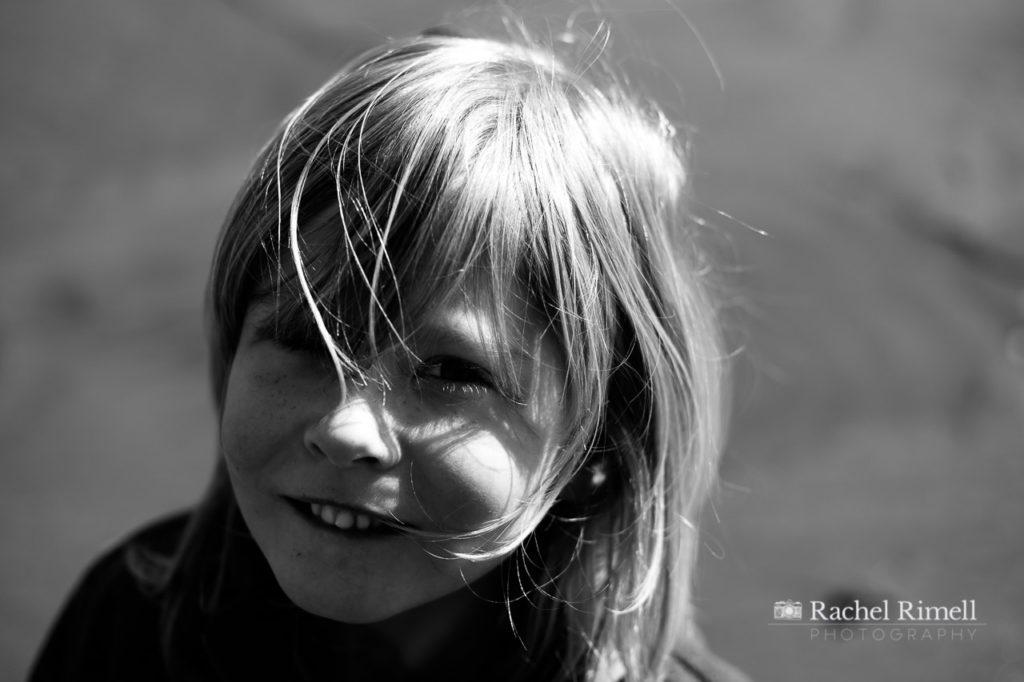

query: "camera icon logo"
(773, 600), (802, 620)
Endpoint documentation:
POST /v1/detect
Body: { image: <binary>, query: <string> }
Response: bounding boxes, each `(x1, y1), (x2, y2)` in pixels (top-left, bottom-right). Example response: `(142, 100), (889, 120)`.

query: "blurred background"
(2, 0), (1022, 679)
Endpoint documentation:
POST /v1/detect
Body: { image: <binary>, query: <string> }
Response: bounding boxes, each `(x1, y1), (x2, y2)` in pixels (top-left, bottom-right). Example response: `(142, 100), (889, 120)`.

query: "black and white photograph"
(3, 1), (1022, 680)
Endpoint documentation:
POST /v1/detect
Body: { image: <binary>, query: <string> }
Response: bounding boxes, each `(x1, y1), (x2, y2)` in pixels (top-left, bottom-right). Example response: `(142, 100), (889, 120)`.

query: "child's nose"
(303, 392), (400, 469)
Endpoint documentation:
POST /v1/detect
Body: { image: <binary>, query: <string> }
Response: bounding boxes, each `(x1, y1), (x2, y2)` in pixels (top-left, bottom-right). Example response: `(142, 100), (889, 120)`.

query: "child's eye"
(416, 356), (495, 396)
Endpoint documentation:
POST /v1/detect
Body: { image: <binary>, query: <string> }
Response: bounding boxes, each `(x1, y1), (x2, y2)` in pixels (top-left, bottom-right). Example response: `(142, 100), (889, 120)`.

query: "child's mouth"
(286, 497), (406, 536)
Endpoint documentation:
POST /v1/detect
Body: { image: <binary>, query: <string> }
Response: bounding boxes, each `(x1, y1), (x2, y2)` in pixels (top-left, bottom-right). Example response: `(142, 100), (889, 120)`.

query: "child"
(31, 23), (746, 682)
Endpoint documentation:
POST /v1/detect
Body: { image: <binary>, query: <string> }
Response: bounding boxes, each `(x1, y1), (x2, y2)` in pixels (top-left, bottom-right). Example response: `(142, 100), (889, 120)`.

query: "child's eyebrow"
(414, 319), (527, 364)
(246, 301), (286, 331)
(247, 303), (277, 329)
(244, 300), (319, 344)
(247, 299), (286, 323)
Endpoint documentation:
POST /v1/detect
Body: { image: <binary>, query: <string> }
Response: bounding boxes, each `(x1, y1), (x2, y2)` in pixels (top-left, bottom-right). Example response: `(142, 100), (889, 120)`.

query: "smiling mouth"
(285, 497), (408, 535)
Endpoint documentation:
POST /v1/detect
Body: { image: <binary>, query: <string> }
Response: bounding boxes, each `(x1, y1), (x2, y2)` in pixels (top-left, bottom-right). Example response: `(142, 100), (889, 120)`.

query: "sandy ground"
(2, 1), (1023, 680)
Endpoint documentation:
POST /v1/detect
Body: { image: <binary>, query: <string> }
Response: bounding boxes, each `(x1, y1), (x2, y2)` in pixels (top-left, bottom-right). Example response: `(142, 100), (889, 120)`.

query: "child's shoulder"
(29, 511), (191, 681)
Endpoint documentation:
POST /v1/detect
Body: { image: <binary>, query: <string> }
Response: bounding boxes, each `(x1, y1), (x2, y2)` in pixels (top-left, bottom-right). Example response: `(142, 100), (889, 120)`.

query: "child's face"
(219, 287), (568, 623)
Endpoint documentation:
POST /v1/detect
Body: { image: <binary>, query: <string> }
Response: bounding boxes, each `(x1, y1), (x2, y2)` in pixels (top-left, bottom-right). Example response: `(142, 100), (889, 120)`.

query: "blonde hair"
(168, 28), (724, 682)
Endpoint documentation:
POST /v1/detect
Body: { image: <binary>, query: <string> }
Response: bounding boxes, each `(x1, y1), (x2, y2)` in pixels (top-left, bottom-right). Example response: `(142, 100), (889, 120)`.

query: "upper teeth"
(311, 502), (376, 531)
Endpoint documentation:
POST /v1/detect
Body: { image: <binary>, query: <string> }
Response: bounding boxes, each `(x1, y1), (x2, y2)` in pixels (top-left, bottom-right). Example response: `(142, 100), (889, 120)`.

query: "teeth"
(334, 509), (354, 530)
(309, 502), (378, 531)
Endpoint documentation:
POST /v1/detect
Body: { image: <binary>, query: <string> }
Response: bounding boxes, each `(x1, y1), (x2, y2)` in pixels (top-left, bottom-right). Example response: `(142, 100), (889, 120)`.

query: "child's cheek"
(407, 424), (546, 533)
(386, 388), (556, 534)
(220, 363), (312, 476)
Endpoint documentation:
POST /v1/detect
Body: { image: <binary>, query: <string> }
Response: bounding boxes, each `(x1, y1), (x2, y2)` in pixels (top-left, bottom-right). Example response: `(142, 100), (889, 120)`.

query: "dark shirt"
(30, 512), (748, 682)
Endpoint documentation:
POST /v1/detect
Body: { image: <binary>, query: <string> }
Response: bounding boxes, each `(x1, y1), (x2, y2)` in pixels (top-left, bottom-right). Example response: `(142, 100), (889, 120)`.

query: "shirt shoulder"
(29, 512), (191, 682)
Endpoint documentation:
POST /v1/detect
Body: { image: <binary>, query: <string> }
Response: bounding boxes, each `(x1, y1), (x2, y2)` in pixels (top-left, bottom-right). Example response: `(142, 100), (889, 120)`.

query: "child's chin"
(272, 565), (457, 624)
(274, 561), (504, 627)
(280, 580), (406, 623)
